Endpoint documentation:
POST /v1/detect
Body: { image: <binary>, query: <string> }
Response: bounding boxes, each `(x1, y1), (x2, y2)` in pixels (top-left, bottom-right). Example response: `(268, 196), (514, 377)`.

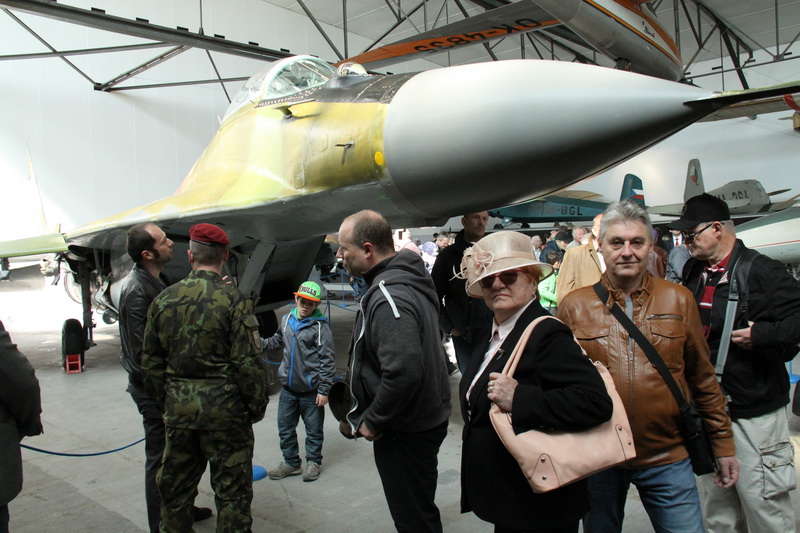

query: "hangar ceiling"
(267, 1), (800, 87)
(1, 0), (798, 95)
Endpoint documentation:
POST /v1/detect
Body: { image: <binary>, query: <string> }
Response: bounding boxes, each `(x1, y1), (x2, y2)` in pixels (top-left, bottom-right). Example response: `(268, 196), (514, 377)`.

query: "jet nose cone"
(382, 60), (710, 217)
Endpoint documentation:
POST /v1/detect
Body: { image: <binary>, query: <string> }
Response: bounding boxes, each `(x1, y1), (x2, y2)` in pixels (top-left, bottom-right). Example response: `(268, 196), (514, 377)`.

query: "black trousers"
(373, 421), (448, 533)
(128, 384), (165, 533)
(1, 503), (9, 533)
(495, 526), (578, 533)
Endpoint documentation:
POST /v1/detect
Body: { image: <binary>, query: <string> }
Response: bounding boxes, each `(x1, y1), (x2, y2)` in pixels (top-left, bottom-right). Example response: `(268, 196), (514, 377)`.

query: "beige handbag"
(489, 316), (636, 493)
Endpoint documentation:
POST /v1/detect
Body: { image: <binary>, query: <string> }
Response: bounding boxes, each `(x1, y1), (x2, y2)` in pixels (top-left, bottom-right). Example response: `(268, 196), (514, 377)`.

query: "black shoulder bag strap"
(592, 281), (718, 474)
(592, 283), (691, 414)
(716, 251), (756, 377)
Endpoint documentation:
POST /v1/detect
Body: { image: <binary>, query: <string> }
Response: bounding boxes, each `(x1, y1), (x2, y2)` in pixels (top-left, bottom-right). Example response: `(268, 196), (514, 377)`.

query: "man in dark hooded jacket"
(337, 210), (451, 533)
(431, 212), (492, 373)
(0, 320), (43, 533)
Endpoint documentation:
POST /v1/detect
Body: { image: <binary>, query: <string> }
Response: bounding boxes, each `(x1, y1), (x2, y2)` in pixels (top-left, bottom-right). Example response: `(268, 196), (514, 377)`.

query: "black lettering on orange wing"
(516, 18), (542, 29)
(464, 32), (488, 41)
(446, 36), (471, 46)
(491, 24), (518, 34)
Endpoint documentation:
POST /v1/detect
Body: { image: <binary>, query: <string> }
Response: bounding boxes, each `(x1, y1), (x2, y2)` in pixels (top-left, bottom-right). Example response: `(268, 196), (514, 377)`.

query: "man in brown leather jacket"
(558, 200), (737, 533)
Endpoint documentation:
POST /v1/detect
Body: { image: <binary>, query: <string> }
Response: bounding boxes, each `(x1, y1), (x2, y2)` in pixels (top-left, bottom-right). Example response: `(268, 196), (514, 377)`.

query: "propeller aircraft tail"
(621, 174), (645, 207)
(684, 159), (705, 202)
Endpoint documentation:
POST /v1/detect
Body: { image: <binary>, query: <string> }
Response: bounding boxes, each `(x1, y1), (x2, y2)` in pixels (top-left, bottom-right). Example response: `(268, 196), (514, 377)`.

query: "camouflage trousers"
(157, 425), (255, 533)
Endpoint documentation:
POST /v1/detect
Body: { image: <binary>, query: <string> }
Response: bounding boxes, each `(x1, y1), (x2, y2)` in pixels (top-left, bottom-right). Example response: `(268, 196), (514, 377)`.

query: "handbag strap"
(500, 315), (556, 378)
(592, 282), (691, 414)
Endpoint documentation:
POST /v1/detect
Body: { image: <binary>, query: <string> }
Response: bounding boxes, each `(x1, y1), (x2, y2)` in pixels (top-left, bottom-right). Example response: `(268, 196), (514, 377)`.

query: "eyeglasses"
(682, 222), (714, 242)
(478, 270), (524, 289)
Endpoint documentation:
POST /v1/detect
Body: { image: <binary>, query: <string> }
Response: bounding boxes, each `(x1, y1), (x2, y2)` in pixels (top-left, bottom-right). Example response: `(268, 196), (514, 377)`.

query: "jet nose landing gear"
(62, 318), (85, 373)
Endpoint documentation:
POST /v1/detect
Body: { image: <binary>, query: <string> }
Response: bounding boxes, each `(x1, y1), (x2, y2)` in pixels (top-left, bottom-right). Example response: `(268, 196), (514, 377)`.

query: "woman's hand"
(487, 372), (518, 411)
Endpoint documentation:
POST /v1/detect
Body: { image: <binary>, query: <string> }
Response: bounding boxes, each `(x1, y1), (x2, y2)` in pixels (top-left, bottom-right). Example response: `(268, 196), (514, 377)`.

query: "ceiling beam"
(0, 0), (293, 62)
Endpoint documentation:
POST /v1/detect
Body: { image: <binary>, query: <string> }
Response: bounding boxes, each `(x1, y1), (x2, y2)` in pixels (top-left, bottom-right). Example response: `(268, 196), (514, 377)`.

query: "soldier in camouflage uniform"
(142, 223), (267, 533)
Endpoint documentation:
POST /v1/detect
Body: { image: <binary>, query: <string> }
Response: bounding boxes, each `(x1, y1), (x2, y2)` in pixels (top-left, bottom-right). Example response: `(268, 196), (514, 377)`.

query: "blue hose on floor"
(20, 438), (145, 457)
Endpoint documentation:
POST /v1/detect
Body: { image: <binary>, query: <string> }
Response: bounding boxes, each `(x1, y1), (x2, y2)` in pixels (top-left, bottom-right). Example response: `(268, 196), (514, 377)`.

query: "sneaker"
(268, 461), (301, 480)
(303, 461), (321, 482)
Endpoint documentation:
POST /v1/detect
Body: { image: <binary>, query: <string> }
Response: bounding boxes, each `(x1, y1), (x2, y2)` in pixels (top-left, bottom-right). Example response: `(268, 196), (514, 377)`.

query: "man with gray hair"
(566, 226), (586, 249)
(671, 193), (800, 532)
(558, 200), (737, 533)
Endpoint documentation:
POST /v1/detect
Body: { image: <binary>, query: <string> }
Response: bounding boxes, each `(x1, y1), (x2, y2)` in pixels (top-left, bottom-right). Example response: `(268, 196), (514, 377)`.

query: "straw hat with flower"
(459, 231), (554, 298)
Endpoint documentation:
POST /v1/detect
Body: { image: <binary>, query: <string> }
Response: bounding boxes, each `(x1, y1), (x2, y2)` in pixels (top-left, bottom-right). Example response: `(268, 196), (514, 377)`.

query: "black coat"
(683, 239), (800, 419)
(431, 230), (491, 341)
(0, 321), (43, 506)
(459, 301), (613, 529)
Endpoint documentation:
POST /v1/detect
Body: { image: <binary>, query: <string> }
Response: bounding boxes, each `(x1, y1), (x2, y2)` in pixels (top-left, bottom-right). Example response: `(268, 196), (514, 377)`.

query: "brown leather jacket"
(558, 272), (734, 469)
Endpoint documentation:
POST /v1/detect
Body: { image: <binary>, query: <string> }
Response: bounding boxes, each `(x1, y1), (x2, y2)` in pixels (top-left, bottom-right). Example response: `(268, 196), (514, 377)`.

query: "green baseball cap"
(294, 281), (322, 302)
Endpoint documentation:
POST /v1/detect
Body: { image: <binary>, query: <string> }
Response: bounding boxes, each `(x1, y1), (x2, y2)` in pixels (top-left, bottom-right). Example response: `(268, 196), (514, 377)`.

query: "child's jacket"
(264, 308), (336, 395)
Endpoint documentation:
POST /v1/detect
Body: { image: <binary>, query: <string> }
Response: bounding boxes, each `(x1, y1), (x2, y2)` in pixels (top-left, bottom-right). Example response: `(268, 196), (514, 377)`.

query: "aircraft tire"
(62, 318), (85, 370)
(257, 310), (278, 337)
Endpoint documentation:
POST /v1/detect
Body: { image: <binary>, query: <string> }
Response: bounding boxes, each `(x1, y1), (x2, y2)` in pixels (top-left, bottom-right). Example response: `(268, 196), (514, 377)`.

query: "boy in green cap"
(263, 281), (336, 482)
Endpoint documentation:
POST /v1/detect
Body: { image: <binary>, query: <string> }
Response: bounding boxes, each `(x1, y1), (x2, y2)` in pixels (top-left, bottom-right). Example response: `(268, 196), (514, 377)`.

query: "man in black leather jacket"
(119, 223), (211, 532)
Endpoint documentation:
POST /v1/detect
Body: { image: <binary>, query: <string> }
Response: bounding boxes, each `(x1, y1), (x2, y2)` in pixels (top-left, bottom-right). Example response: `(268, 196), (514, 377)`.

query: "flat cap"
(189, 223), (230, 246)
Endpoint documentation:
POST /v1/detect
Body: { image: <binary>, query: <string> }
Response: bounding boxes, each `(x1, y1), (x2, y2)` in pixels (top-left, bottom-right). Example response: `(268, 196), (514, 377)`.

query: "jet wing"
(649, 198), (752, 216)
(697, 94), (800, 121)
(0, 232), (68, 259)
(547, 190), (604, 201)
(60, 180), (348, 253)
(339, 0), (561, 69)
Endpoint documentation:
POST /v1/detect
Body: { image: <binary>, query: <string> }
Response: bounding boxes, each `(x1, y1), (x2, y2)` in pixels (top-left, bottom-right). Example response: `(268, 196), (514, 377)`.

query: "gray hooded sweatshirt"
(346, 250), (452, 434)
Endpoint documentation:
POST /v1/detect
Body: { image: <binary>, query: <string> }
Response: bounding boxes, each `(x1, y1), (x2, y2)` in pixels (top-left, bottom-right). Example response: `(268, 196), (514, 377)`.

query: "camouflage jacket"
(142, 269), (267, 429)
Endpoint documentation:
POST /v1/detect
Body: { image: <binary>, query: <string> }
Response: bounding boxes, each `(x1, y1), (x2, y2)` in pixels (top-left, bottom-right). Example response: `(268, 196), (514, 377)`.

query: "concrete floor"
(2, 263), (799, 532)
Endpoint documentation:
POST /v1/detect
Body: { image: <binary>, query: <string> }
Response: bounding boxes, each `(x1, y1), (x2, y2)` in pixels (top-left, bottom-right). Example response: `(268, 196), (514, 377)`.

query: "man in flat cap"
(119, 223), (212, 531)
(142, 223), (268, 532)
(673, 193), (800, 532)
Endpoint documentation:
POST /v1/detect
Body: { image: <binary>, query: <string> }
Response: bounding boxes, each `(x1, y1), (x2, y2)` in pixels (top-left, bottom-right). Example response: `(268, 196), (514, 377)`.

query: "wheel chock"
(65, 354), (82, 373)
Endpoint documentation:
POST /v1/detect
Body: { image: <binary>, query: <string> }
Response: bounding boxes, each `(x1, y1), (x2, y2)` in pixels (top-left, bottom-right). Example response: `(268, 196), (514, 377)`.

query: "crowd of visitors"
(7, 194), (799, 533)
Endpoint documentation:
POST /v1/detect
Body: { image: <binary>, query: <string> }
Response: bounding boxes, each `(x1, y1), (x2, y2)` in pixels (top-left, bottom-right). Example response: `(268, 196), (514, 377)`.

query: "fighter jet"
(1, 55), (798, 362)
(648, 159), (798, 216)
(490, 174), (645, 228)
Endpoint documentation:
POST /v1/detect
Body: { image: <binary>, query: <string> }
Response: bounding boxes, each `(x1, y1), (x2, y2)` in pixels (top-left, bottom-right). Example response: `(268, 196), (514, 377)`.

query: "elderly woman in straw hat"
(458, 231), (613, 533)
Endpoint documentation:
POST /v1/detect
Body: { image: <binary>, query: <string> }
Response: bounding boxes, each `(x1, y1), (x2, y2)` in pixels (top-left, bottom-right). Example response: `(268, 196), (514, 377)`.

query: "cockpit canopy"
(222, 55), (339, 123)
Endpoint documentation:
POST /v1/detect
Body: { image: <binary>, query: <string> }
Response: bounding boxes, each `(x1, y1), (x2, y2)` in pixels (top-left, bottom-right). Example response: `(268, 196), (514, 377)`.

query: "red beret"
(189, 223), (230, 246)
